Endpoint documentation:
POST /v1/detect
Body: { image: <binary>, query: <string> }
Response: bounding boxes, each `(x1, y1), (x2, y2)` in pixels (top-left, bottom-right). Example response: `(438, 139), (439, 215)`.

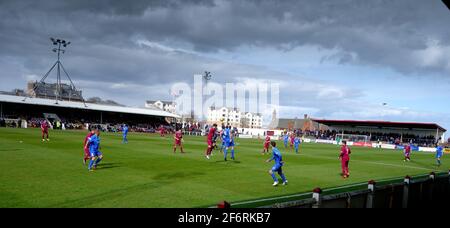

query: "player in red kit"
(159, 125), (166, 137)
(173, 129), (184, 153)
(404, 143), (411, 162)
(262, 135), (271, 155)
(83, 129), (95, 165)
(41, 120), (50, 142)
(205, 124), (217, 160)
(339, 141), (351, 179)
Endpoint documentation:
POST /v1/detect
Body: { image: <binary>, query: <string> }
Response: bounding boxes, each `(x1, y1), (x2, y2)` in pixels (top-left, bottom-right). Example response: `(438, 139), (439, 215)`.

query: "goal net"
(336, 134), (370, 144)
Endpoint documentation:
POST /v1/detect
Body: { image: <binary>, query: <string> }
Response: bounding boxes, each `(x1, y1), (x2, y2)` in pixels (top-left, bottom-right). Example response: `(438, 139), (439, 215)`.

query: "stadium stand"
(0, 94), (180, 133)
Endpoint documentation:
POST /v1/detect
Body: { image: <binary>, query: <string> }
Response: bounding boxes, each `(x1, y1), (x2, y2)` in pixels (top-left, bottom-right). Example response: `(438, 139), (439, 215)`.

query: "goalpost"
(335, 133), (370, 144)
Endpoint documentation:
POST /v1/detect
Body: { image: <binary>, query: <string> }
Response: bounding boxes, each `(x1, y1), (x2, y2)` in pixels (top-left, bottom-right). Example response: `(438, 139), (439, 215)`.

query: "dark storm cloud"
(1, 0), (449, 78)
(0, 0), (449, 111)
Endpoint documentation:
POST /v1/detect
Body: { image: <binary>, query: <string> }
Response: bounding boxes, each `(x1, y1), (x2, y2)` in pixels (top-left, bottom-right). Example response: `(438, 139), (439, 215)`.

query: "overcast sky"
(0, 0), (450, 132)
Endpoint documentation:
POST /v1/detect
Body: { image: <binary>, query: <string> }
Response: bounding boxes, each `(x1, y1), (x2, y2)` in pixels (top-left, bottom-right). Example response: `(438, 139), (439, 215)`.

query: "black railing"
(256, 171), (450, 208)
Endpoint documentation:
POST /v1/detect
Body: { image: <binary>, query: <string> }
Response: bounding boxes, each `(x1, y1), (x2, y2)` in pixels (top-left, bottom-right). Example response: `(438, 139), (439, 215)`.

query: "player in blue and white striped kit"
(266, 141), (288, 186)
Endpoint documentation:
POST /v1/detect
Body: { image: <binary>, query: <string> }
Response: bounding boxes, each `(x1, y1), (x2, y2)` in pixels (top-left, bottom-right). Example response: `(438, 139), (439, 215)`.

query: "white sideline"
(226, 174), (431, 207)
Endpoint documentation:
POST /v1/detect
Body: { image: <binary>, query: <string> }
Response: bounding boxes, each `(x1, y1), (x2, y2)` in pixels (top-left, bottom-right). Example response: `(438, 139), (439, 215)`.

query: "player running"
(283, 133), (289, 149)
(173, 128), (184, 153)
(83, 129), (95, 165)
(159, 125), (166, 137)
(404, 143), (411, 162)
(205, 124), (217, 160)
(436, 144), (444, 167)
(41, 120), (50, 142)
(85, 129), (103, 171)
(289, 133), (295, 151)
(262, 135), (271, 155)
(266, 141), (288, 187)
(220, 126), (227, 153)
(294, 136), (301, 154)
(223, 126), (236, 161)
(122, 124), (129, 144)
(339, 141), (351, 179)
(212, 128), (220, 152)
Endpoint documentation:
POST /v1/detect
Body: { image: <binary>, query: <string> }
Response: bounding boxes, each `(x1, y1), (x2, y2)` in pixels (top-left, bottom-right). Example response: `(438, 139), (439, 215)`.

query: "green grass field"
(0, 127), (447, 208)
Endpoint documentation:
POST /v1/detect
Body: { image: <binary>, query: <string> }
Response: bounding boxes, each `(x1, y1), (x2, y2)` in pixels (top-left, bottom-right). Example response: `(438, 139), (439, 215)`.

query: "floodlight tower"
(203, 71), (212, 83)
(24, 38), (87, 107)
(203, 71), (212, 91)
(51, 38), (71, 104)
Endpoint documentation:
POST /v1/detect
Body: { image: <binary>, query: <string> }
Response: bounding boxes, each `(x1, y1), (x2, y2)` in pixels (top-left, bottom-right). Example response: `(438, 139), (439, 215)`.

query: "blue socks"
(280, 173), (287, 183)
(88, 158), (102, 170)
(271, 172), (278, 182)
(224, 148), (235, 160)
(88, 160), (95, 170)
(95, 157), (102, 166)
(271, 172), (287, 182)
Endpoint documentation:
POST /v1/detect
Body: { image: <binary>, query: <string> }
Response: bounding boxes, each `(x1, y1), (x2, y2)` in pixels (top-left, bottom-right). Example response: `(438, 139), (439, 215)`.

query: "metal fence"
(255, 171), (450, 208)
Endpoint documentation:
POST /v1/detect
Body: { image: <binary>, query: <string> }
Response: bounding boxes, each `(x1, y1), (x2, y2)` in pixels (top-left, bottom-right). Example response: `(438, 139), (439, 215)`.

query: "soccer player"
(212, 128), (219, 152)
(223, 126), (236, 161)
(294, 136), (301, 154)
(339, 141), (351, 179)
(122, 124), (129, 144)
(436, 144), (444, 167)
(283, 133), (289, 149)
(289, 133), (295, 151)
(41, 120), (50, 142)
(404, 143), (411, 162)
(205, 124), (217, 160)
(85, 129), (103, 171)
(266, 141), (288, 187)
(262, 135), (271, 154)
(220, 127), (227, 153)
(83, 129), (95, 165)
(160, 125), (166, 137)
(173, 128), (184, 153)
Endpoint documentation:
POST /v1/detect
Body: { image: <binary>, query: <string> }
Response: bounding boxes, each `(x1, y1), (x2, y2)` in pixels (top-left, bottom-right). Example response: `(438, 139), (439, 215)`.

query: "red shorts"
(175, 140), (182, 146)
(42, 130), (48, 134)
(207, 140), (213, 147)
(264, 143), (270, 149)
(84, 148), (90, 158)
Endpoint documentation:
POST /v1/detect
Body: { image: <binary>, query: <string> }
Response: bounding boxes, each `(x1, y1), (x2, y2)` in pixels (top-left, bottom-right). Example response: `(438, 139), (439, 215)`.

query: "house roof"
(312, 119), (446, 132)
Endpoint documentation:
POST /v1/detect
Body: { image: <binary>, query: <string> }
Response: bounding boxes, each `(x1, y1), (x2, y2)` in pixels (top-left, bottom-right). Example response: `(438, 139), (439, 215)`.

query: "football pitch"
(0, 128), (447, 208)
